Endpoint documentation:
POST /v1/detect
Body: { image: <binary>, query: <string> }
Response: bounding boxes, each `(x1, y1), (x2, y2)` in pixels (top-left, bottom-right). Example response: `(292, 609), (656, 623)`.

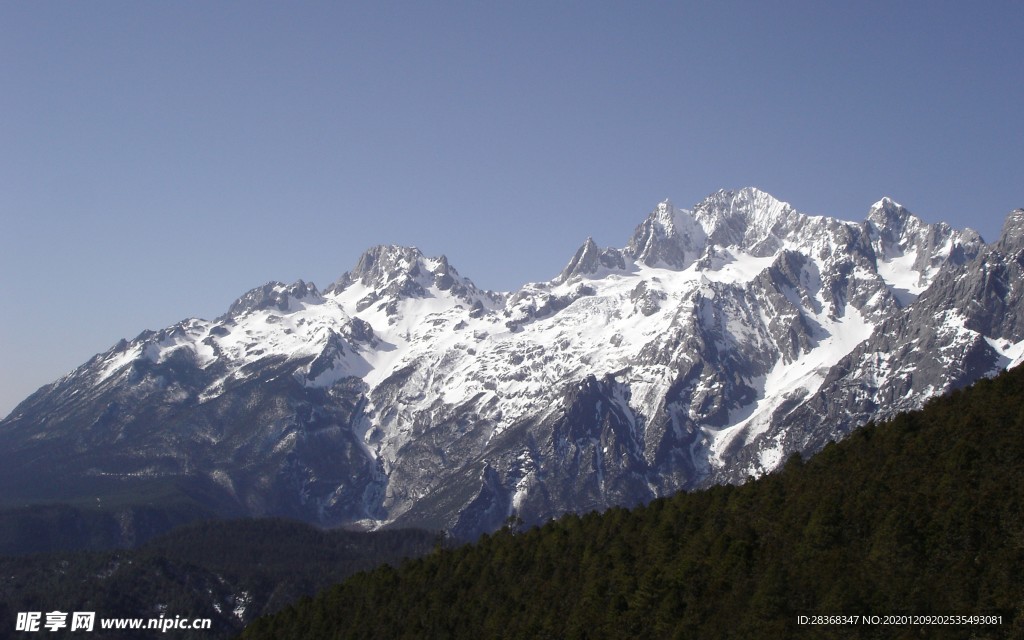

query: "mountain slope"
(0, 519), (438, 638)
(240, 364), (1024, 640)
(1, 188), (1018, 542)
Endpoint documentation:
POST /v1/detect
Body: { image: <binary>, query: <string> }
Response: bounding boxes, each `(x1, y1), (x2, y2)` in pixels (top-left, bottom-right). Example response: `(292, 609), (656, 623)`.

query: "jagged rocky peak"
(555, 237), (627, 283)
(655, 198), (674, 222)
(428, 254), (487, 296)
(345, 245), (429, 289)
(427, 253), (504, 308)
(867, 197), (983, 279)
(867, 196), (915, 233)
(997, 208), (1024, 252)
(866, 197), (922, 262)
(324, 244), (436, 303)
(224, 280), (322, 318)
(431, 254), (457, 290)
(691, 187), (801, 256)
(325, 244), (502, 313)
(623, 187), (822, 268)
(625, 198), (706, 269)
(867, 196), (937, 253)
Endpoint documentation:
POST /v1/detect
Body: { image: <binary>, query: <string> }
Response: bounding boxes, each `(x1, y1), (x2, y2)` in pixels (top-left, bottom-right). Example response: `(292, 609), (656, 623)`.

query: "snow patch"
(876, 249), (925, 305)
(708, 302), (874, 470)
(95, 344), (144, 383)
(985, 336), (1024, 371)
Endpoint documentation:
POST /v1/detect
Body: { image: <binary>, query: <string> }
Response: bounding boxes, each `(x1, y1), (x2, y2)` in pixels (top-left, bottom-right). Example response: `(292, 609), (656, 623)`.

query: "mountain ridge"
(2, 187), (1020, 543)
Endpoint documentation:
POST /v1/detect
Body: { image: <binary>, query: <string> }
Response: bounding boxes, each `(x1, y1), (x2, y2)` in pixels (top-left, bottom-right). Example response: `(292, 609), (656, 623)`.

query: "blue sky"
(1, 1), (1022, 417)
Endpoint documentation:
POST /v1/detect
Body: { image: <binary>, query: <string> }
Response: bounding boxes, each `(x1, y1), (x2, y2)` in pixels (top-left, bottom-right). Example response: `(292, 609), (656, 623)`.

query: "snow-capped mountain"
(2, 188), (1020, 539)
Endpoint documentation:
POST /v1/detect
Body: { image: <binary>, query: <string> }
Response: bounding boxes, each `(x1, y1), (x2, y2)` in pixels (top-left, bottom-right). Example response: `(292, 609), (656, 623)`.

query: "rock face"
(2, 188), (1020, 540)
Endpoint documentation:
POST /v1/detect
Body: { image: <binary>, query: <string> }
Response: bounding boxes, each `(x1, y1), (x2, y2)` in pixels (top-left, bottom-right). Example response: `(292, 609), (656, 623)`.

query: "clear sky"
(1, 1), (1022, 418)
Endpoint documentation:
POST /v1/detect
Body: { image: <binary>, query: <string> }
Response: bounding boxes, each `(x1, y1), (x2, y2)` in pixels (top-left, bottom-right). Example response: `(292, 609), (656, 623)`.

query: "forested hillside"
(242, 366), (1024, 639)
(0, 519), (437, 638)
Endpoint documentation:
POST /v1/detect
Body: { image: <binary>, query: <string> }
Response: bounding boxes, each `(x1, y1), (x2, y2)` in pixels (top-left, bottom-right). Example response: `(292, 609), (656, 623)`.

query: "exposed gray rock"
(3, 190), (1021, 544)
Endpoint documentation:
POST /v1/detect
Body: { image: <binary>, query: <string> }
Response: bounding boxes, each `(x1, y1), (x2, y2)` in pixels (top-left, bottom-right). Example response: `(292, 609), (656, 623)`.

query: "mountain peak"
(623, 188), (806, 267)
(871, 196), (903, 210)
(867, 197), (916, 231)
(694, 187), (791, 223)
(624, 199), (705, 269)
(224, 280), (322, 318)
(556, 237), (626, 283)
(323, 244), (434, 300)
(326, 244), (500, 313)
(998, 208), (1024, 252)
(347, 245), (427, 287)
(691, 187), (799, 255)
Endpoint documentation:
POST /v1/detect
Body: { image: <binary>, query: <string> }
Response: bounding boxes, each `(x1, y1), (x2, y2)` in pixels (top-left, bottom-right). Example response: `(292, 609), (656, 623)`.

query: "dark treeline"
(0, 471), (250, 556)
(0, 501), (215, 557)
(0, 519), (438, 638)
(242, 366), (1024, 639)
